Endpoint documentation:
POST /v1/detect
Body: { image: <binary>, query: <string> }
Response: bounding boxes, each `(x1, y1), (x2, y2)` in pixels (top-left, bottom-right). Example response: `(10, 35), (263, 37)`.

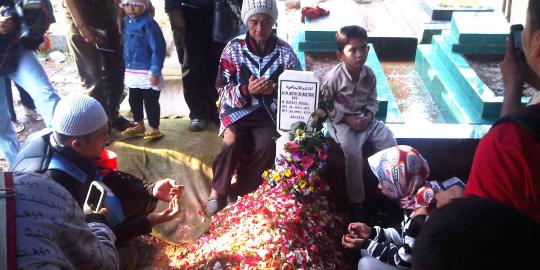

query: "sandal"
(143, 129), (164, 140)
(206, 196), (227, 215)
(121, 127), (145, 138)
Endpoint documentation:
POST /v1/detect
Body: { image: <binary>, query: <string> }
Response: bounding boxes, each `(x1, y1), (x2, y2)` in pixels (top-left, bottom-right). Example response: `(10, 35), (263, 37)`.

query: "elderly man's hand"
(147, 195), (180, 226)
(0, 11), (16, 35)
(153, 178), (184, 202)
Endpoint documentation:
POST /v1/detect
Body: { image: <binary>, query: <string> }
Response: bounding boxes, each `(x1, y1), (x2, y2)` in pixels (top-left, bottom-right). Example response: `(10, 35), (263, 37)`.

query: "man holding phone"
(10, 95), (184, 270)
(465, 0), (540, 223)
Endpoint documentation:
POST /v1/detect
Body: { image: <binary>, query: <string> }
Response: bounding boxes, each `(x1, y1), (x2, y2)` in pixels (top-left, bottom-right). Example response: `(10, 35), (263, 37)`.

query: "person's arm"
(361, 216), (426, 268)
(500, 39), (527, 117)
(115, 0), (123, 34)
(320, 69), (347, 125)
(364, 68), (379, 117)
(217, 43), (250, 109)
(146, 19), (166, 86)
(147, 20), (166, 77)
(165, 0), (185, 33)
(64, 0), (102, 44)
(103, 170), (157, 201)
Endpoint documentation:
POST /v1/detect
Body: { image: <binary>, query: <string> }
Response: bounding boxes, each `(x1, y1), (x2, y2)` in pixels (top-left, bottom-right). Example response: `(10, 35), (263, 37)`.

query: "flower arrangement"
(169, 124), (349, 270)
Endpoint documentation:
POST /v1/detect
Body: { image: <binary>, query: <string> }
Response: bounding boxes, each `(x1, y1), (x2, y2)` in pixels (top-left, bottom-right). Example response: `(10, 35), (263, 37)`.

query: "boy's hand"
(344, 115), (369, 131)
(342, 233), (364, 249)
(356, 114), (372, 131)
(150, 75), (160, 86)
(348, 222), (372, 239)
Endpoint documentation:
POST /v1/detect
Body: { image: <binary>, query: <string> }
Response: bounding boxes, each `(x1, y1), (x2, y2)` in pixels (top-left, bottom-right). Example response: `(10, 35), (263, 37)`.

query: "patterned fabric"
(14, 172), (119, 269)
(367, 145), (430, 210)
(361, 213), (427, 269)
(216, 33), (302, 135)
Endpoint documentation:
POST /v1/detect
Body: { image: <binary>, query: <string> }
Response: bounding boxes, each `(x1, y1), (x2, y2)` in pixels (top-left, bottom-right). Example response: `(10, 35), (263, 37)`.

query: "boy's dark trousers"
(128, 88), (161, 129)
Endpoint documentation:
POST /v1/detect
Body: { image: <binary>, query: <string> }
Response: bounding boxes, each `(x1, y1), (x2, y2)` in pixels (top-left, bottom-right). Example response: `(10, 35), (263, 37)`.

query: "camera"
(1, 0), (47, 49)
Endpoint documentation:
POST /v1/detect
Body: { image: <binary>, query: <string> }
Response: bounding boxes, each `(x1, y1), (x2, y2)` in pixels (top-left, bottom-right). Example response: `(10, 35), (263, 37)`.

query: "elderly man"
(465, 0), (540, 223)
(10, 95), (183, 269)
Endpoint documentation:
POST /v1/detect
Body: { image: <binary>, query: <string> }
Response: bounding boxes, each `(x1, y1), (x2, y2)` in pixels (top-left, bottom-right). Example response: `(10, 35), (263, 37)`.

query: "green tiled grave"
(415, 12), (529, 125)
(449, 12), (509, 54)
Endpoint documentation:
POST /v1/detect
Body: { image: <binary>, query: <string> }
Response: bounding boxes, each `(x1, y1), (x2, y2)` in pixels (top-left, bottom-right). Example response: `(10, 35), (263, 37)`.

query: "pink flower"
(301, 155), (315, 168)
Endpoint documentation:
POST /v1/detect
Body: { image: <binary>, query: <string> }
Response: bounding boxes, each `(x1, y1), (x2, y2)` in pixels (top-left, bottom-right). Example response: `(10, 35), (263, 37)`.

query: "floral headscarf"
(368, 145), (431, 210)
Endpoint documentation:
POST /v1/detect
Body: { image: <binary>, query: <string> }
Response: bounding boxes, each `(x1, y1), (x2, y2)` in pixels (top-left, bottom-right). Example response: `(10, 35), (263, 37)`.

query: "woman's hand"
(248, 75), (276, 95)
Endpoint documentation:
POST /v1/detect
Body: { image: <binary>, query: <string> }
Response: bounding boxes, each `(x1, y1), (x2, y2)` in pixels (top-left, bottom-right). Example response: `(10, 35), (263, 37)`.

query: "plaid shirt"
(216, 33), (302, 135)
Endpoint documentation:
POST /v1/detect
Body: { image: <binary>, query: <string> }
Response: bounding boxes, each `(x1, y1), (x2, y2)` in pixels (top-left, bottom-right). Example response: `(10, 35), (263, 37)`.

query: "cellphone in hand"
(510, 24), (524, 59)
(92, 28), (115, 53)
(85, 181), (107, 213)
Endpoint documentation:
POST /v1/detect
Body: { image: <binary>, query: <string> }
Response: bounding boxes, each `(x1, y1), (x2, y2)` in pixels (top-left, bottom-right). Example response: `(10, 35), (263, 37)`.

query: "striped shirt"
(361, 213), (428, 269)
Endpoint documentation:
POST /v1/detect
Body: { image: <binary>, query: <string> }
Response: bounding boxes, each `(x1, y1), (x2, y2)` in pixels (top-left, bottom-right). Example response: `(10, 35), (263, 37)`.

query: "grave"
(289, 1), (521, 184)
(415, 12), (529, 125)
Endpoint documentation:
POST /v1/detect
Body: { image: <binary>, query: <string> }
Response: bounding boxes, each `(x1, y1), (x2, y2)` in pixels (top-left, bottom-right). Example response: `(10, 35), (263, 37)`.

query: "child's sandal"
(143, 129), (164, 140)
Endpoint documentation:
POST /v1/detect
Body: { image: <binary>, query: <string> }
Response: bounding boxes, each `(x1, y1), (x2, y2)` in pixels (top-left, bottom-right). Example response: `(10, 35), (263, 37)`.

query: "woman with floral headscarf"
(341, 145), (465, 270)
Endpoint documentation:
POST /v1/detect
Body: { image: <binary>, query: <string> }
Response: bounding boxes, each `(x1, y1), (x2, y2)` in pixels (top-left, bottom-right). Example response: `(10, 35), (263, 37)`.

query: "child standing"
(120, 0), (166, 139)
(321, 25), (396, 221)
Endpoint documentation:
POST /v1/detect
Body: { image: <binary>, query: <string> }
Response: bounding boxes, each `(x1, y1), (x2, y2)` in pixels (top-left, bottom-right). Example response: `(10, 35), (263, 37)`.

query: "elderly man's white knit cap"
(241, 0), (278, 25)
(52, 95), (108, 136)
